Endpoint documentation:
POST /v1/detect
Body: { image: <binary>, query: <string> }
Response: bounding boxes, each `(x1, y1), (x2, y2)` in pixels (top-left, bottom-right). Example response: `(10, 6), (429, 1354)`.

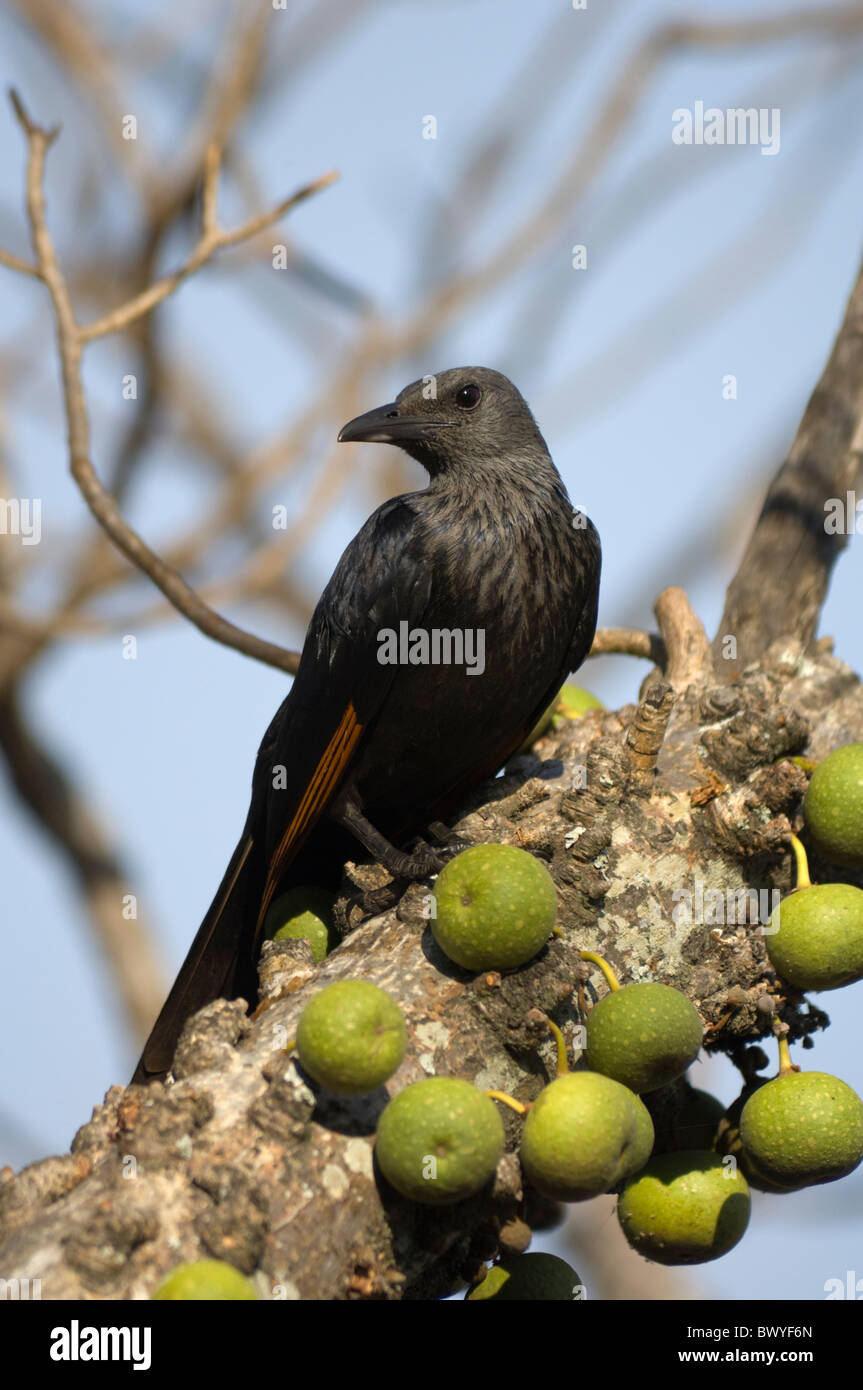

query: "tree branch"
(655, 587), (712, 691)
(0, 687), (165, 1039)
(79, 151), (338, 344)
(715, 251), (863, 670)
(1, 614), (853, 1298)
(2, 92), (339, 678)
(588, 628), (665, 663)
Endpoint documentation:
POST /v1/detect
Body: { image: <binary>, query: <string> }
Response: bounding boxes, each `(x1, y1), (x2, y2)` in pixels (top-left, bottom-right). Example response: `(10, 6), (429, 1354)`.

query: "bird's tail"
(130, 832), (265, 1084)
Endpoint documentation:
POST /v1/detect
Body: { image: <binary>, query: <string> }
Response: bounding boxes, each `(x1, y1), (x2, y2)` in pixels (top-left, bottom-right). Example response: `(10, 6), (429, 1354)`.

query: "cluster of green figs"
(153, 732), (863, 1300)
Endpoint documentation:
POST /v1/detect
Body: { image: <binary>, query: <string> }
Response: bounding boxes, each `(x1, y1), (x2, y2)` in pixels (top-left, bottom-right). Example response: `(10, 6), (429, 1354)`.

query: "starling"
(133, 367), (600, 1081)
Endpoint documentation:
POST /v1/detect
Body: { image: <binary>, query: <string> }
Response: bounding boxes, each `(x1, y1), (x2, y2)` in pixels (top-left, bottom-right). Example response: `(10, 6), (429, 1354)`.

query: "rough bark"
(2, 593), (862, 1299)
(715, 257), (863, 671)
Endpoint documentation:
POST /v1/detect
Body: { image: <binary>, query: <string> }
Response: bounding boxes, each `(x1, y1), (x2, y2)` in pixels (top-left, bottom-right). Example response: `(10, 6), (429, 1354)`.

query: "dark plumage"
(133, 367), (601, 1082)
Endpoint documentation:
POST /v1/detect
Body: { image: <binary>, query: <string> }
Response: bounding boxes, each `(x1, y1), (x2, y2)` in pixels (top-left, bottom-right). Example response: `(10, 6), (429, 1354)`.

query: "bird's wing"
(427, 516), (602, 824)
(251, 496), (433, 921)
(563, 518), (601, 676)
(134, 498), (434, 1082)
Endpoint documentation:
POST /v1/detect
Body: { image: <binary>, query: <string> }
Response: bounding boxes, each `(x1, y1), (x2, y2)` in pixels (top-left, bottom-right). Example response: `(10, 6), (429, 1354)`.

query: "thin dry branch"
(394, 5), (863, 356)
(79, 151), (338, 344)
(588, 628), (665, 663)
(6, 0), (157, 190)
(0, 245), (38, 277)
(120, 0), (863, 608)
(4, 3), (851, 705)
(2, 93), (342, 679)
(162, 0), (271, 208)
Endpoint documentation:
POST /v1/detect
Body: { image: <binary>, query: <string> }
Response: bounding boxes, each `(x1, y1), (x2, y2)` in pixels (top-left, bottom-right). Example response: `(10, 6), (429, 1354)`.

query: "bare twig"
(589, 628), (665, 663)
(0, 245), (39, 277)
(79, 153), (338, 343)
(6, 0), (157, 190)
(3, 92), (340, 678)
(394, 5), (863, 356)
(6, 3), (852, 704)
(655, 588), (713, 690)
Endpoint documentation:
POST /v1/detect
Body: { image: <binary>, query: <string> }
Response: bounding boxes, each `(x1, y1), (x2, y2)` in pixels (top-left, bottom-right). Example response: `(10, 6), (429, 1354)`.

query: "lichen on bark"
(2, 607), (862, 1300)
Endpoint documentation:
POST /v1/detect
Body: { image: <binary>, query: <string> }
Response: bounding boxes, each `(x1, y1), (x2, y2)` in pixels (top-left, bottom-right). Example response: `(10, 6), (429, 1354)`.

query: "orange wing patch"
(257, 702), (364, 926)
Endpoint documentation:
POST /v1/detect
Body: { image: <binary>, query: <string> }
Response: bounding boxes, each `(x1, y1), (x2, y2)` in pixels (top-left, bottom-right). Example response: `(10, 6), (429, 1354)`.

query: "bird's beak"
(337, 402), (456, 444)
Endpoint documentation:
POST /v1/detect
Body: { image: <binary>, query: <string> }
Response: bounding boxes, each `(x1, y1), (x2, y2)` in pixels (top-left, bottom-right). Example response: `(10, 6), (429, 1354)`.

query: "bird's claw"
(426, 821), (470, 864)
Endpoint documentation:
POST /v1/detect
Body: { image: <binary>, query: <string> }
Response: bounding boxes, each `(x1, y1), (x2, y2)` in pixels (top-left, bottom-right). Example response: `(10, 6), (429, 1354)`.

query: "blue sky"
(1, 0), (863, 1300)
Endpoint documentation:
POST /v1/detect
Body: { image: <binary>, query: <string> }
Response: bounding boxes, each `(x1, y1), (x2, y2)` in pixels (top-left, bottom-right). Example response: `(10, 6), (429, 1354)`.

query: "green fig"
(714, 1082), (795, 1193)
(765, 883), (863, 991)
(515, 705), (557, 755)
(153, 1259), (258, 1300)
(375, 1078), (504, 1205)
(519, 1071), (639, 1201)
(622, 1093), (656, 1178)
(617, 1151), (750, 1265)
(803, 742), (863, 868)
(515, 684), (604, 754)
(432, 843), (557, 971)
(584, 982), (703, 1093)
(740, 1070), (863, 1189)
(466, 1253), (583, 1300)
(295, 980), (406, 1094)
(555, 685), (604, 720)
(264, 886), (336, 964)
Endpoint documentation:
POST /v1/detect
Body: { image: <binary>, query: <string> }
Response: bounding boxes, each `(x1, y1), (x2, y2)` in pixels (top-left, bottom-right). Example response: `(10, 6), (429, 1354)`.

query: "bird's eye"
(456, 383), (482, 410)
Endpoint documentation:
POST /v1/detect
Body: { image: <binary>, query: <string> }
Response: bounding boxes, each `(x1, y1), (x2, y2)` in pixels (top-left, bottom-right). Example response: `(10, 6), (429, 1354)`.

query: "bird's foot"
(360, 880), (405, 915)
(332, 796), (444, 880)
(394, 838), (445, 878)
(334, 877), (405, 934)
(426, 820), (470, 863)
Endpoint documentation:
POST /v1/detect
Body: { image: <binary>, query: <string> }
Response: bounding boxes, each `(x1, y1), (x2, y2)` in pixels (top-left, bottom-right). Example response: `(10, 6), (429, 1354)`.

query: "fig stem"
(789, 834), (812, 890)
(283, 1038), (297, 1055)
(543, 1015), (569, 1076)
(789, 756), (819, 773)
(485, 1090), (528, 1116)
(579, 950), (621, 992)
(777, 1035), (794, 1076)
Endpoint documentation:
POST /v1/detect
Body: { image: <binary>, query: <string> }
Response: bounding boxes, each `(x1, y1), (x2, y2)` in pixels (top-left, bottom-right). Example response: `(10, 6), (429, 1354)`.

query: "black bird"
(133, 367), (601, 1083)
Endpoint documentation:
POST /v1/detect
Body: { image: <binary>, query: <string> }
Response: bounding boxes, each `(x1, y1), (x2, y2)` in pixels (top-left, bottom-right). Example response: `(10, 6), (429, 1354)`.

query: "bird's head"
(337, 366), (552, 479)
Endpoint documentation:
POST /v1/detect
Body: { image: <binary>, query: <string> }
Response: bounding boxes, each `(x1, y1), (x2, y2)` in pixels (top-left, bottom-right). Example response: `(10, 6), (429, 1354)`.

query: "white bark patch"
(322, 1164), (350, 1200)
(415, 1021), (451, 1050)
(343, 1139), (374, 1179)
